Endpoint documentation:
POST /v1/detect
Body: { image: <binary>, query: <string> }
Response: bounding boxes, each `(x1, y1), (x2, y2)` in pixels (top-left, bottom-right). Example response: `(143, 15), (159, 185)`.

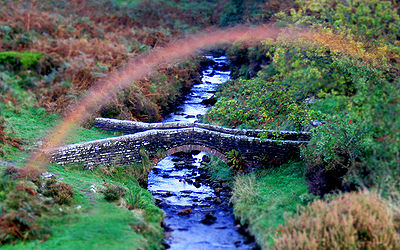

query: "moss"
(0, 51), (43, 69)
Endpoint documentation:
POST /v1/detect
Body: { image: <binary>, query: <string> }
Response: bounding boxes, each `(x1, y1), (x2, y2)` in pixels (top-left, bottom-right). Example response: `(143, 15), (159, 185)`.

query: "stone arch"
(151, 144), (228, 166)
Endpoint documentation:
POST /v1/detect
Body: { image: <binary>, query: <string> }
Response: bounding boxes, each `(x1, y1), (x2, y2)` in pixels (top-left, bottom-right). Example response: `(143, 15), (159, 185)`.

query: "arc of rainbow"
(25, 25), (380, 171)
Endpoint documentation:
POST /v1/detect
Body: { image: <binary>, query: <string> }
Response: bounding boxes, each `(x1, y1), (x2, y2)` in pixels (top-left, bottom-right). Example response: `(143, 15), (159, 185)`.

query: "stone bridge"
(46, 118), (311, 168)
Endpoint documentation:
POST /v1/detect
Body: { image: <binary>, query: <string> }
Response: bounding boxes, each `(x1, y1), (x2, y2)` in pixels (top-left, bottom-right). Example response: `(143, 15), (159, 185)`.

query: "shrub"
(207, 74), (316, 130)
(302, 115), (370, 196)
(0, 117), (23, 155)
(98, 158), (151, 189)
(227, 150), (247, 173)
(0, 51), (42, 70)
(103, 183), (125, 201)
(3, 166), (20, 179)
(227, 43), (271, 79)
(5, 182), (38, 211)
(0, 209), (40, 244)
(273, 190), (400, 249)
(284, 0), (400, 44)
(17, 166), (42, 184)
(0, 181), (43, 244)
(43, 177), (74, 205)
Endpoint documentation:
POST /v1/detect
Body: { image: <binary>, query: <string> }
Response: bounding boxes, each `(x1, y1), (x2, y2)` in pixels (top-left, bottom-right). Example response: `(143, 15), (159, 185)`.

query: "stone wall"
(94, 118), (312, 141)
(46, 124), (310, 168)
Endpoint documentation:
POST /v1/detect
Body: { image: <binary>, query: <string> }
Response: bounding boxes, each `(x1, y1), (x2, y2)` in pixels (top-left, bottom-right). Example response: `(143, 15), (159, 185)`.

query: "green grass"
(203, 156), (234, 185)
(230, 161), (309, 249)
(204, 157), (310, 248)
(0, 103), (118, 166)
(113, 0), (143, 7)
(1, 93), (164, 249)
(1, 163), (164, 249)
(4, 203), (149, 250)
(0, 51), (43, 69)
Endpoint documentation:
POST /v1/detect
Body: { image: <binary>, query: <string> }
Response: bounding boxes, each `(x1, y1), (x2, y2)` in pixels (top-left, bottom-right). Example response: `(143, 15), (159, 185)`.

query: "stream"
(147, 55), (255, 249)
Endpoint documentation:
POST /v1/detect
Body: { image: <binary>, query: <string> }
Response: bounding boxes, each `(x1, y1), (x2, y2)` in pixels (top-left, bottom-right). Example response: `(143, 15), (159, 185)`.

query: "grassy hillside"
(0, 90), (164, 248)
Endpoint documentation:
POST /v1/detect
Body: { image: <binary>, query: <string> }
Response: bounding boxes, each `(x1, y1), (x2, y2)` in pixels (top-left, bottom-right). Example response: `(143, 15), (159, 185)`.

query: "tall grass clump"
(230, 162), (309, 248)
(274, 190), (400, 249)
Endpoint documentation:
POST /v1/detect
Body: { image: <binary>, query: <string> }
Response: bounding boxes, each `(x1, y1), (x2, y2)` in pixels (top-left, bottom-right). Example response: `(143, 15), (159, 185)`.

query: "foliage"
(0, 207), (41, 244)
(103, 183), (125, 201)
(97, 150), (153, 189)
(102, 59), (201, 122)
(3, 166), (19, 179)
(43, 177), (74, 205)
(0, 100), (116, 166)
(0, 51), (42, 70)
(219, 0), (246, 26)
(202, 155), (234, 185)
(274, 190), (400, 249)
(300, 47), (400, 197)
(207, 70), (318, 131)
(17, 166), (42, 184)
(0, 160), (165, 248)
(2, 0), (400, 248)
(0, 90), (163, 248)
(125, 190), (142, 210)
(4, 202), (160, 250)
(210, 0), (400, 198)
(227, 43), (271, 79)
(0, 180), (45, 244)
(0, 0), (227, 116)
(283, 0), (400, 44)
(38, 162), (165, 249)
(226, 150), (246, 173)
(0, 117), (22, 157)
(302, 113), (371, 195)
(219, 0), (295, 27)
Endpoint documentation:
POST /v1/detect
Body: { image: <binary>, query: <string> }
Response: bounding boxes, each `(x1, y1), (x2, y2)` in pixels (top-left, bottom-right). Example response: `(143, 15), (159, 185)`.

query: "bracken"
(273, 190), (400, 249)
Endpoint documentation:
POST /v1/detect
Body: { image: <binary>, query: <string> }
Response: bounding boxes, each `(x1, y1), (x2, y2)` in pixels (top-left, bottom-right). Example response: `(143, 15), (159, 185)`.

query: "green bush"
(227, 43), (271, 79)
(0, 51), (42, 69)
(227, 150), (246, 173)
(210, 0), (400, 198)
(302, 114), (371, 195)
(283, 0), (400, 43)
(206, 64), (319, 131)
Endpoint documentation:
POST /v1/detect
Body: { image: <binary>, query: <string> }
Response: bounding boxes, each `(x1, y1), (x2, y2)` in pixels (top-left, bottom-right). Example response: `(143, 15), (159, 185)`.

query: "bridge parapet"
(94, 118), (312, 141)
(46, 121), (310, 168)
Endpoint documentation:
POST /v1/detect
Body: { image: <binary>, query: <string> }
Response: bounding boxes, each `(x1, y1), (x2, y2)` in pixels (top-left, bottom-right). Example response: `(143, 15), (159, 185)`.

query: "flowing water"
(147, 55), (255, 249)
